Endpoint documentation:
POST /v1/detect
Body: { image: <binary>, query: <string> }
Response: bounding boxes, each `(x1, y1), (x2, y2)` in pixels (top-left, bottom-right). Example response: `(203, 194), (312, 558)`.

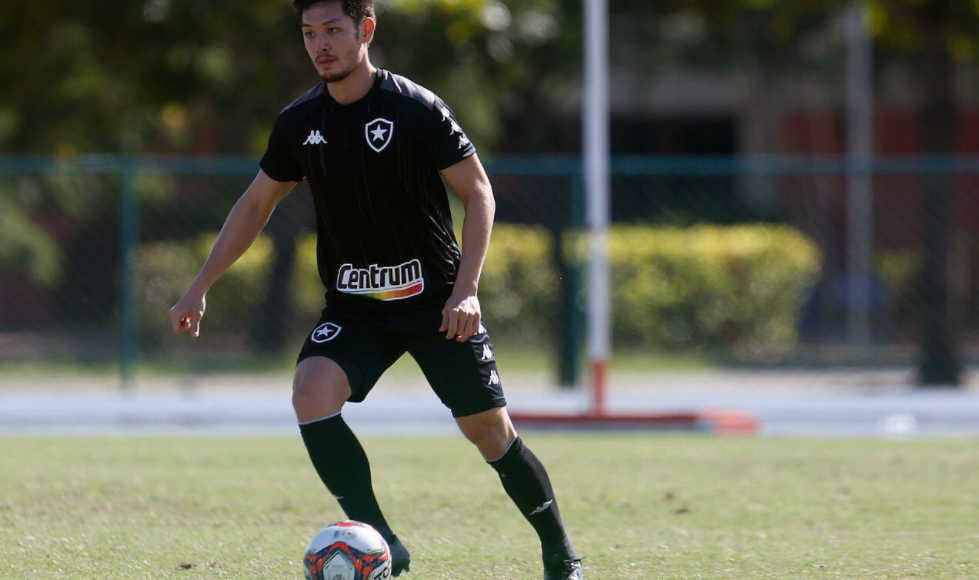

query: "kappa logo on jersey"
(481, 344), (494, 361)
(440, 104), (471, 150)
(311, 322), (342, 343)
(303, 130), (327, 145)
(488, 370), (501, 386)
(337, 259), (424, 301)
(365, 118), (394, 152)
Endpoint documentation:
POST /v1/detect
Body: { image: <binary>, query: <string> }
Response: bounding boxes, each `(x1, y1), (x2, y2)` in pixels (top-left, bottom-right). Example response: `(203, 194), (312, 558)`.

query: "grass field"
(0, 347), (715, 384)
(2, 436), (978, 579)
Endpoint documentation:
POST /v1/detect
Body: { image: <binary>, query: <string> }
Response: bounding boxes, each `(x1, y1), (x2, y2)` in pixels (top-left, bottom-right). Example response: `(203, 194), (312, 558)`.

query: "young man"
(168, 1), (582, 578)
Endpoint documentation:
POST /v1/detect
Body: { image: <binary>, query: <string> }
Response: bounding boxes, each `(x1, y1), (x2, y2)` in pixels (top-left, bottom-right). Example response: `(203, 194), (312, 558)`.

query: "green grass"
(0, 347), (716, 383)
(3, 436), (978, 579)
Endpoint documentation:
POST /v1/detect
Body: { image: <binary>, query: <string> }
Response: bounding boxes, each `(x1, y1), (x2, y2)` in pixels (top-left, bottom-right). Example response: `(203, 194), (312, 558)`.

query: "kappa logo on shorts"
(366, 118), (394, 152)
(488, 370), (501, 386)
(481, 344), (494, 361)
(311, 322), (342, 343)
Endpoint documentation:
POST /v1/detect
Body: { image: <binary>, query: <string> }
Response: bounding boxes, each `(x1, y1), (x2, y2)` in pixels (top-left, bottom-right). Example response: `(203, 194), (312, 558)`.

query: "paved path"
(3, 369), (979, 437)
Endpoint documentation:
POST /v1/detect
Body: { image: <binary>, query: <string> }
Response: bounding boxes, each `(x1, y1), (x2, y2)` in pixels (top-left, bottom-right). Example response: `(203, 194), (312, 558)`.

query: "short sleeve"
(422, 99), (477, 171)
(260, 115), (305, 183)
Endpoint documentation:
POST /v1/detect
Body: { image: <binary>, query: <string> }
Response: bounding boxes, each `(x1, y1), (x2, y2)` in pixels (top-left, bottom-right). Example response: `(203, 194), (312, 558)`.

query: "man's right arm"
(169, 170), (297, 337)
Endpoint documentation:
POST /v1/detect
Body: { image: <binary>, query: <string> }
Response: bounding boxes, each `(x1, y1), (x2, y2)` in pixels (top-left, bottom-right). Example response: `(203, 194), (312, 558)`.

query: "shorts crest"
(311, 322), (342, 343)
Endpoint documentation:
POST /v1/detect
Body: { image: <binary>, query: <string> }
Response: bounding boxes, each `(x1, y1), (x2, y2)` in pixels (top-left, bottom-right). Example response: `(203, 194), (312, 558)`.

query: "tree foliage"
(870, 0), (979, 61)
(0, 0), (582, 154)
(1, 0), (976, 155)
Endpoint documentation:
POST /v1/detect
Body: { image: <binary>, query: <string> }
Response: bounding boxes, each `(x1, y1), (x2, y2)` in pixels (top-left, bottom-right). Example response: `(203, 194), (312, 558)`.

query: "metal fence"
(2, 156), (978, 388)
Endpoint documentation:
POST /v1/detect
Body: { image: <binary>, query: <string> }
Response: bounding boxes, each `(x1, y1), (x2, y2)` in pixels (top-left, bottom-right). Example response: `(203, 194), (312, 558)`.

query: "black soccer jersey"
(260, 69), (476, 309)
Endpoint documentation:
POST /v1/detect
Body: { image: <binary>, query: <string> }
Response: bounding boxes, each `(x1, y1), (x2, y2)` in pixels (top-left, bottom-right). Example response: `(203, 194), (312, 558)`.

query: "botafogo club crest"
(366, 118), (394, 152)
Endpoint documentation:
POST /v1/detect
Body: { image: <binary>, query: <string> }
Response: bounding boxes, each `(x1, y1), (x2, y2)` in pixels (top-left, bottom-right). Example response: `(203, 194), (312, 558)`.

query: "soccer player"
(168, 1), (582, 578)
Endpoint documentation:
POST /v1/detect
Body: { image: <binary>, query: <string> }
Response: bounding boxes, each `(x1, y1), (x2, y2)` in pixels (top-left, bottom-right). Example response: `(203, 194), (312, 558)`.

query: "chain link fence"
(2, 156), (978, 389)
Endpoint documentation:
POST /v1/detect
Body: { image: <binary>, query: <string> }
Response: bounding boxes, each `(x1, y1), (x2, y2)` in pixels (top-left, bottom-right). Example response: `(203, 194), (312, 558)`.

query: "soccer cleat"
(388, 537), (411, 576)
(543, 559), (583, 580)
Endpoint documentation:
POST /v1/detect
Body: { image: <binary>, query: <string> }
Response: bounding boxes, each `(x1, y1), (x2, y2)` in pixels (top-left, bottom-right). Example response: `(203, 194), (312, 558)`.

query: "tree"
(0, 0), (586, 155)
(872, 0), (979, 386)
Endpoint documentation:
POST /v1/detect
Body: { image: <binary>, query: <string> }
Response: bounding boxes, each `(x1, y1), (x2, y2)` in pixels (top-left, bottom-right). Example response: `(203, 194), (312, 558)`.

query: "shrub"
(606, 225), (821, 357)
(138, 234), (273, 347)
(478, 224), (557, 340)
(136, 223), (821, 358)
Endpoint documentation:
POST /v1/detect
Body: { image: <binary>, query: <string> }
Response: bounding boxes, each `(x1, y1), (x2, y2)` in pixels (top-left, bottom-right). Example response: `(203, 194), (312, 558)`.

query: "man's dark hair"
(292, 0), (375, 23)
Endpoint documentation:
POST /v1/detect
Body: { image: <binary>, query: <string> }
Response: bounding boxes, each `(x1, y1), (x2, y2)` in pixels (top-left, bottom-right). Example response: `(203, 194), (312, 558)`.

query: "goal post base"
(508, 409), (759, 435)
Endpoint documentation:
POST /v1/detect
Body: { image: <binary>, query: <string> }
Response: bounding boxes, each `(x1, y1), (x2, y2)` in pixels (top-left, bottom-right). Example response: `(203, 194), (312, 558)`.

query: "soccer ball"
(303, 521), (392, 580)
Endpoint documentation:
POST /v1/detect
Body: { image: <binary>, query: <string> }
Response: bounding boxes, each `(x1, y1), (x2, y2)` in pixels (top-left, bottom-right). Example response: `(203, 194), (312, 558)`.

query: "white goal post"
(584, 0), (611, 413)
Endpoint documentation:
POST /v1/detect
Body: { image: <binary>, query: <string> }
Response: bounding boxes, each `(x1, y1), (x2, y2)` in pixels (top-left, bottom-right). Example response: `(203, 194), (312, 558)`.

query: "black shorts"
(296, 300), (507, 418)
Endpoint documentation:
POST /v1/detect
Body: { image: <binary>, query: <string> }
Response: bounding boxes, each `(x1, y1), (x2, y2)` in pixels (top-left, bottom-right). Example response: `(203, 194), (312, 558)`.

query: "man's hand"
(440, 291), (481, 342)
(169, 291), (207, 338)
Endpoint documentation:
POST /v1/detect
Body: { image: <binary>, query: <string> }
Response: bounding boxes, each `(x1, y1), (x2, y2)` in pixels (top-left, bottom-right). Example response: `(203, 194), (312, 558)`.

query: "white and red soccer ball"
(304, 521), (392, 580)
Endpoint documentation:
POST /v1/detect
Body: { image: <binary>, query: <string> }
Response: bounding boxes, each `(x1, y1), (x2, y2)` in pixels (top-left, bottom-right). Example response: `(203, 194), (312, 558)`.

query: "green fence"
(2, 156), (978, 387)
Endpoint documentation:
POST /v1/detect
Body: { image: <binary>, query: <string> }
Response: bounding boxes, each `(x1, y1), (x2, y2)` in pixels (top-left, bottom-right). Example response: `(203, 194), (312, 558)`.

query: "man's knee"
(457, 407), (517, 460)
(292, 357), (353, 422)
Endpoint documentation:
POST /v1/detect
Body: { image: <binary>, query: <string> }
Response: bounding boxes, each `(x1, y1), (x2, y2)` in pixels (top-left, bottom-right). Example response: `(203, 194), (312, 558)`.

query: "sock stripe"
(486, 436), (520, 463)
(298, 411), (342, 426)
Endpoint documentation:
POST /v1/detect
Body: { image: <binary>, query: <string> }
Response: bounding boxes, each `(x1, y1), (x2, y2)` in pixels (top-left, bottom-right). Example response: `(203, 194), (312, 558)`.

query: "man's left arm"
(439, 153), (495, 342)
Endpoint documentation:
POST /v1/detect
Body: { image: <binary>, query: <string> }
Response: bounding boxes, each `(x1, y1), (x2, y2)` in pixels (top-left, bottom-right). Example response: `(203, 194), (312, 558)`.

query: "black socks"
(300, 418), (573, 563)
(299, 414), (396, 543)
(488, 437), (577, 562)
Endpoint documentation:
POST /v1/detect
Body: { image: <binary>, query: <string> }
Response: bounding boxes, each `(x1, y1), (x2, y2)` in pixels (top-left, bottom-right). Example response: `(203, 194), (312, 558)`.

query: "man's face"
(301, 2), (374, 83)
